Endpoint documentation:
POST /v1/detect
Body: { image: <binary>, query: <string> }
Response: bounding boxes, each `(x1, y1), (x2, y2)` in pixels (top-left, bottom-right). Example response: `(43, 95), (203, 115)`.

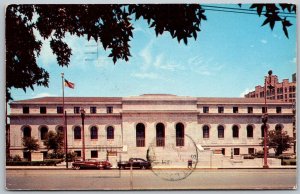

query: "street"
(6, 168), (296, 190)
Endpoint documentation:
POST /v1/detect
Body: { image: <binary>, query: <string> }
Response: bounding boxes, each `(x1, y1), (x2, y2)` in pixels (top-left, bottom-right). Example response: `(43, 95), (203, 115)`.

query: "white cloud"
(188, 56), (223, 76)
(137, 39), (184, 73)
(273, 34), (282, 40)
(291, 57), (296, 64)
(239, 88), (254, 97)
(260, 39), (268, 44)
(33, 92), (56, 98)
(153, 54), (184, 71)
(131, 72), (160, 79)
(139, 39), (154, 71)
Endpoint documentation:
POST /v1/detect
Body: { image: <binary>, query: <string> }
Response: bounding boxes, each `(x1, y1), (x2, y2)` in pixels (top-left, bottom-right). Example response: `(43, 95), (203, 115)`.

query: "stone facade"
(9, 94), (294, 164)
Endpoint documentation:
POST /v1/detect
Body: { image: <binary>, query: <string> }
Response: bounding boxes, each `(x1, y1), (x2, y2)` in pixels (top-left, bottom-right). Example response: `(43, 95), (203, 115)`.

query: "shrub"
(12, 155), (22, 161)
(46, 152), (65, 159)
(281, 159), (296, 165)
(6, 160), (63, 166)
(66, 152), (77, 162)
(243, 155), (255, 159)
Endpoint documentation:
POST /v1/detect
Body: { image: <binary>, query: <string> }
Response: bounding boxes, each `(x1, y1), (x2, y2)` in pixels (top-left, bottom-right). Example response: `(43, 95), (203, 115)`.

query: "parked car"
(117, 158), (151, 169)
(72, 159), (112, 170)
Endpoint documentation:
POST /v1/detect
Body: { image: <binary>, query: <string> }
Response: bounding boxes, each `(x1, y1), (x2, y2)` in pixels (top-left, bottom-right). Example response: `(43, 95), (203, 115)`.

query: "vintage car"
(72, 159), (112, 170)
(117, 158), (151, 169)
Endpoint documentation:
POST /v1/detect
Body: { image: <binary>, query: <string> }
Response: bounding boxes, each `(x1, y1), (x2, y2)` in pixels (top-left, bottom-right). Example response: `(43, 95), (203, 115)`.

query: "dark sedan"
(72, 159), (112, 170)
(118, 158), (151, 169)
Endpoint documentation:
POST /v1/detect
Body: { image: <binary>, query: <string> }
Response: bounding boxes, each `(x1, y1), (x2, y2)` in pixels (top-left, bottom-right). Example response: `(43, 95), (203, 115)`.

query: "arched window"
(74, 126), (81, 139)
(57, 126), (64, 135)
(40, 126), (48, 140)
(218, 125), (224, 138)
(136, 123), (145, 147)
(275, 124), (283, 132)
(232, 125), (239, 138)
(90, 126), (98, 139)
(203, 125), (210, 138)
(156, 123), (165, 147)
(176, 123), (184, 146)
(107, 126), (114, 139)
(247, 125), (254, 138)
(23, 126), (31, 138)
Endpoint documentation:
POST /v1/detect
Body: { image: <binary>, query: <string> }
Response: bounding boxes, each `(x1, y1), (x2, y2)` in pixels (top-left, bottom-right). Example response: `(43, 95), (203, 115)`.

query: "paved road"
(6, 169), (297, 190)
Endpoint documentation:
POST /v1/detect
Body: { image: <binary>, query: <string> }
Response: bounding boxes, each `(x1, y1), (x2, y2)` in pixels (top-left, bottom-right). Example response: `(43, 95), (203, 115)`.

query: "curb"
(6, 167), (297, 170)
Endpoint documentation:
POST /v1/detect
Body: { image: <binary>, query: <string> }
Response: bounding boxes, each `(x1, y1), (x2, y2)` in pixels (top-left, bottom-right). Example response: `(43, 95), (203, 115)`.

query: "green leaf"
(192, 30), (197, 40)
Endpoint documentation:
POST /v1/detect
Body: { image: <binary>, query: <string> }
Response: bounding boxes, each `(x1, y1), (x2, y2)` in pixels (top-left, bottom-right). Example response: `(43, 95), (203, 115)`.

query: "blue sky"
(10, 4), (297, 100)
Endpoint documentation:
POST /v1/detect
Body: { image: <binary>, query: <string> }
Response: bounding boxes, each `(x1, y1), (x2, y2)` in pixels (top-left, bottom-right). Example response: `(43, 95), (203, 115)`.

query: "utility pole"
(80, 108), (86, 161)
(262, 70), (274, 169)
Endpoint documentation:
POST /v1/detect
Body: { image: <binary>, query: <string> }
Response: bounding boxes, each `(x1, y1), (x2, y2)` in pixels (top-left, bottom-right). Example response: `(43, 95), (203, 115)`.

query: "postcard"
(5, 3), (297, 190)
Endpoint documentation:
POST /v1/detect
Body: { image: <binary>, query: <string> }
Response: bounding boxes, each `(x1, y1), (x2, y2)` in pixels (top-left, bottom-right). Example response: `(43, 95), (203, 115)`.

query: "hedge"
(281, 159), (296, 166)
(6, 159), (63, 166)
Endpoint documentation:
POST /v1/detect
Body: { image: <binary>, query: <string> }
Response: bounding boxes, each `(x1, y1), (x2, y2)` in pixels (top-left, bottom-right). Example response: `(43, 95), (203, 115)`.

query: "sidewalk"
(6, 165), (297, 170)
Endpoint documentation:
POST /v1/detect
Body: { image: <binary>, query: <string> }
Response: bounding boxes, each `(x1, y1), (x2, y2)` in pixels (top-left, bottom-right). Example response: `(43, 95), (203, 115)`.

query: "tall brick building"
(245, 73), (296, 103)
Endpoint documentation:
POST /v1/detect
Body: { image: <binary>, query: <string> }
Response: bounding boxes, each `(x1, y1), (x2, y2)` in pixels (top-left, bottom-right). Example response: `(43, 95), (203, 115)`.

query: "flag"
(64, 79), (75, 89)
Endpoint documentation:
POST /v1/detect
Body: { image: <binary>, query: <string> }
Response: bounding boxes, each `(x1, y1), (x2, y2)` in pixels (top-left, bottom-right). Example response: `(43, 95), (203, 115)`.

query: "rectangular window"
(91, 150), (98, 158)
(74, 151), (81, 157)
(234, 148), (240, 155)
(260, 92), (264, 98)
(221, 148), (225, 155)
(57, 106), (63, 114)
(276, 107), (282, 114)
(247, 107), (253, 114)
(23, 106), (29, 114)
(74, 107), (80, 114)
(90, 107), (97, 114)
(233, 107), (238, 113)
(262, 107), (268, 113)
(106, 106), (113, 114)
(40, 107), (46, 114)
(23, 151), (31, 161)
(248, 148), (255, 155)
(218, 107), (224, 113)
(203, 106), (209, 113)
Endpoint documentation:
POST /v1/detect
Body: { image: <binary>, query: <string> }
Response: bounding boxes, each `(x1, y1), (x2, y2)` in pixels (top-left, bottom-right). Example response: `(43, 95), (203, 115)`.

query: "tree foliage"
(6, 4), (296, 101)
(261, 129), (294, 156)
(22, 137), (40, 152)
(43, 131), (64, 154)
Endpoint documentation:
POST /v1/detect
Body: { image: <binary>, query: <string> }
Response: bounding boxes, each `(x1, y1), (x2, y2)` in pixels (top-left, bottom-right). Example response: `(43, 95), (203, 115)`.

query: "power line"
(201, 5), (296, 18)
(202, 5), (296, 15)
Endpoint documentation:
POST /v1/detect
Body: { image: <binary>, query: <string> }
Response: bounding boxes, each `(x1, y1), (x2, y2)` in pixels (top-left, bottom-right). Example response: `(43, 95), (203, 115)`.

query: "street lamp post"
(80, 108), (86, 161)
(262, 70), (274, 169)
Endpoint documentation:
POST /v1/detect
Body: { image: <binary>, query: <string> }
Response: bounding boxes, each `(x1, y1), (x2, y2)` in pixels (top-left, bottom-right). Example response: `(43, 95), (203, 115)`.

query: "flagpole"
(61, 73), (68, 169)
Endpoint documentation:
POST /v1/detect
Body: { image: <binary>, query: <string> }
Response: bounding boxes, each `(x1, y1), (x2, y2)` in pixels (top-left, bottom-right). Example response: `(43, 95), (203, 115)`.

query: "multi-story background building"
(245, 73), (296, 102)
(9, 94), (294, 166)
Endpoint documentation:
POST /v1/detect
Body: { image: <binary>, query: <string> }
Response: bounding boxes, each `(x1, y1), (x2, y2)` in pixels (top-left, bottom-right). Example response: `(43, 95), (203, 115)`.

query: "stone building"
(9, 94), (294, 164)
